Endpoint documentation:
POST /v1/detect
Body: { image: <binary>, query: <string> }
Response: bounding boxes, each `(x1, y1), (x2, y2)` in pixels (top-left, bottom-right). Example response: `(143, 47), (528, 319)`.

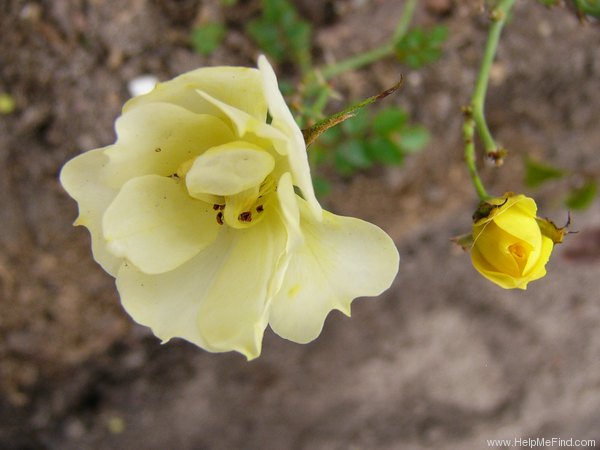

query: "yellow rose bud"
(470, 193), (554, 290)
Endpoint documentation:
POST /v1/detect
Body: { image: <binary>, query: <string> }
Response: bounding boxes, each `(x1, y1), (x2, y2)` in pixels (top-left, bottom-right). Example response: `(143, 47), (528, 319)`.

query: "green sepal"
(302, 78), (403, 147)
(451, 233), (474, 251)
(536, 217), (569, 244)
(472, 195), (511, 222)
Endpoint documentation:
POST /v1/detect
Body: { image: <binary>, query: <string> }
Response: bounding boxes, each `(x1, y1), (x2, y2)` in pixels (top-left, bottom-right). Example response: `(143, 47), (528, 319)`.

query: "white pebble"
(127, 75), (159, 97)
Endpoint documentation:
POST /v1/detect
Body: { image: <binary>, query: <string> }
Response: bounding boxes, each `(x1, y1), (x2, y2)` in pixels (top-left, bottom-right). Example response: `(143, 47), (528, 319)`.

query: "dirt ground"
(1, 0), (600, 449)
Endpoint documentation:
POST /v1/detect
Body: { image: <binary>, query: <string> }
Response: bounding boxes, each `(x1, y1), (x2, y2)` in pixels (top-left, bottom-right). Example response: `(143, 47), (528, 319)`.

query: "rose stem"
(463, 0), (516, 201)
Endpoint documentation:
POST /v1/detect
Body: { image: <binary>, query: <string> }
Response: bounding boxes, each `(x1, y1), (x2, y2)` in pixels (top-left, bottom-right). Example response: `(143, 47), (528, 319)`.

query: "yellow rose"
(60, 56), (399, 359)
(470, 193), (554, 290)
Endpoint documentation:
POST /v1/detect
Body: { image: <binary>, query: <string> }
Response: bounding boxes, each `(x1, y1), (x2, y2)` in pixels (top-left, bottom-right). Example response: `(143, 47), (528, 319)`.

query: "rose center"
(508, 242), (528, 273)
(179, 140), (276, 229)
(508, 243), (525, 259)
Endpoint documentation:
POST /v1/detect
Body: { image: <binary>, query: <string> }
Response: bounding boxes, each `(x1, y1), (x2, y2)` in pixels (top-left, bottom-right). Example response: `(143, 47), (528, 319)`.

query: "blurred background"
(1, 0), (600, 448)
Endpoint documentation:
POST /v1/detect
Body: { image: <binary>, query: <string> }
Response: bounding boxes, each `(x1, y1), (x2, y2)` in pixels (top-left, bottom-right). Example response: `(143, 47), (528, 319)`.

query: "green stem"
(471, 0), (515, 155)
(463, 111), (490, 200)
(320, 0), (419, 80)
(392, 0), (419, 43)
(463, 0), (515, 201)
(320, 44), (394, 80)
(310, 85), (331, 118)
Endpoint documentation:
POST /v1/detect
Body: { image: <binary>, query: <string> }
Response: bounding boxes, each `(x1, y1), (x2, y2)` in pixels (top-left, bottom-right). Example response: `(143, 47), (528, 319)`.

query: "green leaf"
(373, 107), (408, 136)
(278, 80), (295, 96)
(308, 145), (329, 166)
(287, 21), (311, 56)
(395, 26), (448, 68)
(341, 111), (370, 136)
(367, 136), (403, 165)
(247, 22), (285, 61)
(574, 0), (600, 16)
(335, 140), (373, 174)
(403, 54), (422, 69)
(220, 0), (238, 5)
(420, 48), (442, 63)
(566, 181), (598, 210)
(428, 25), (449, 45)
(246, 0), (312, 65)
(312, 176), (331, 197)
(399, 126), (430, 152)
(333, 155), (356, 176)
(524, 157), (567, 188)
(191, 23), (225, 55)
(317, 126), (342, 145)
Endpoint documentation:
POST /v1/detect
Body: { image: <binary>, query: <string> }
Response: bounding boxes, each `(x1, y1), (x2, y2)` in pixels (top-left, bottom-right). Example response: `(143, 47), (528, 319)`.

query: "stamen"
(216, 212), (224, 225)
(238, 211), (252, 222)
(256, 205), (264, 213)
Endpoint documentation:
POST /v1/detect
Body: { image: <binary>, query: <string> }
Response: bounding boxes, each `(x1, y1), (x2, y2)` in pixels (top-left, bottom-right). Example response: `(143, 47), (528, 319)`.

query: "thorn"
(375, 75), (404, 100)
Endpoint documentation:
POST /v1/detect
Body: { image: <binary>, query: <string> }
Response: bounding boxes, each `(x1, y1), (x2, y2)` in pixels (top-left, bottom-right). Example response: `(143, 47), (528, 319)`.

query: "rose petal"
(265, 172), (304, 301)
(523, 235), (553, 279)
(492, 198), (541, 248)
(474, 194), (535, 227)
(473, 221), (522, 277)
(471, 246), (528, 289)
(186, 141), (275, 197)
(471, 233), (552, 290)
(106, 103), (235, 187)
(276, 172), (303, 249)
(116, 208), (287, 360)
(258, 55), (323, 222)
(103, 175), (219, 274)
(512, 195), (537, 216)
(123, 67), (267, 121)
(196, 90), (288, 152)
(59, 147), (122, 276)
(269, 199), (399, 344)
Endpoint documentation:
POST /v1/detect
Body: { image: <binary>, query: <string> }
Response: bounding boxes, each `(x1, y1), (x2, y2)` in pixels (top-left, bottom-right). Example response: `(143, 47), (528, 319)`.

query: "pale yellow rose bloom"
(471, 194), (554, 290)
(60, 56), (399, 359)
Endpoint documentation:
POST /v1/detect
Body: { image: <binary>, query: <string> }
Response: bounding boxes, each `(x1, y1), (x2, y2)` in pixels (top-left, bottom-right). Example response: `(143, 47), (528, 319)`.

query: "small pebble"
(0, 93), (16, 114)
(127, 75), (159, 97)
(425, 0), (453, 16)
